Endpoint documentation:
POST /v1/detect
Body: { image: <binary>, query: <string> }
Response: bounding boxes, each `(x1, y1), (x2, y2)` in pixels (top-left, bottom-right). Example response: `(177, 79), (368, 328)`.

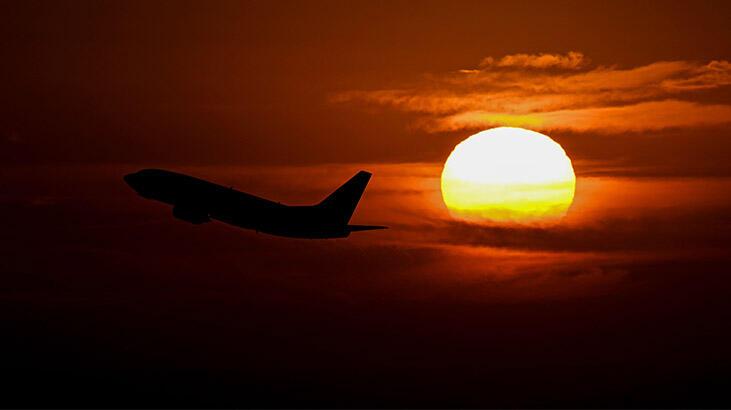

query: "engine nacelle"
(172, 204), (210, 224)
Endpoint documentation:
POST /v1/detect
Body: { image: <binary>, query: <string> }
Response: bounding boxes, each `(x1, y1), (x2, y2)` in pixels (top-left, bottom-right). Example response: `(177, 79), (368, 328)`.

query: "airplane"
(123, 168), (387, 239)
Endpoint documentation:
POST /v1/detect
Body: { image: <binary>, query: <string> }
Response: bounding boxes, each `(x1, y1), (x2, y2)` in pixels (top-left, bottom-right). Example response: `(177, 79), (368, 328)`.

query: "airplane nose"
(124, 172), (140, 188)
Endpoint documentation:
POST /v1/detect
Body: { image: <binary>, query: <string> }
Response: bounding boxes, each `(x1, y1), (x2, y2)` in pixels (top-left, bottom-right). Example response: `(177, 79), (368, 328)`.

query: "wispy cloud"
(334, 52), (731, 133)
(479, 51), (588, 70)
(432, 100), (731, 132)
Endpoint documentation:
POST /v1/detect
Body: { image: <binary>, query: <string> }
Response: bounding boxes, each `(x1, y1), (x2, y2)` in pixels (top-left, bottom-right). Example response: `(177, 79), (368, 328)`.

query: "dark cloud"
(1, 161), (731, 406)
(404, 209), (731, 253)
(4, 190), (731, 407)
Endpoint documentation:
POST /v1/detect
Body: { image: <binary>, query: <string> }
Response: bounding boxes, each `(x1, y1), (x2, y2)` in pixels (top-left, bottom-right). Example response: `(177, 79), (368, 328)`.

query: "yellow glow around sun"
(441, 127), (576, 223)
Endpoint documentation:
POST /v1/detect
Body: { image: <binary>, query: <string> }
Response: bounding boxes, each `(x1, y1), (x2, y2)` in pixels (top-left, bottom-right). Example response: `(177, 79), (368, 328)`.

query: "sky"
(3, 1), (731, 407)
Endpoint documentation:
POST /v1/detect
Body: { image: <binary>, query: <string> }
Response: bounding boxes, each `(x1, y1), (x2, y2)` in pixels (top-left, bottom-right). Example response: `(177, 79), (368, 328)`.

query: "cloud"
(662, 60), (731, 90)
(431, 100), (731, 132)
(334, 52), (731, 133)
(479, 51), (588, 70)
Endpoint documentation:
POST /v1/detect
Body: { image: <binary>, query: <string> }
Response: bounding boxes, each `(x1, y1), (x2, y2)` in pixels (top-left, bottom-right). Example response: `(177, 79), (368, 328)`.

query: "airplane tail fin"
(318, 170), (372, 224)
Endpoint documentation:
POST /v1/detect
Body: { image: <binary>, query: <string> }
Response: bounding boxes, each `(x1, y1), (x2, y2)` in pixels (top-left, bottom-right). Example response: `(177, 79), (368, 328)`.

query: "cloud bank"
(334, 52), (731, 133)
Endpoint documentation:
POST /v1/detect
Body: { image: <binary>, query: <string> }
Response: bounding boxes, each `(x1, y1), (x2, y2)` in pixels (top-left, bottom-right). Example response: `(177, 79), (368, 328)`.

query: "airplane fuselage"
(124, 169), (384, 238)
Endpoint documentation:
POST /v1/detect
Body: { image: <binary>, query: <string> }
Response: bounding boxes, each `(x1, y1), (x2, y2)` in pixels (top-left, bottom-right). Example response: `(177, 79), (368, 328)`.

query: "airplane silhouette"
(124, 169), (387, 239)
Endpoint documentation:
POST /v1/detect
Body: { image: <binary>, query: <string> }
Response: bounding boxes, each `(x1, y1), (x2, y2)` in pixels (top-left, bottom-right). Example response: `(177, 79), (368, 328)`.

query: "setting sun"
(441, 127), (576, 223)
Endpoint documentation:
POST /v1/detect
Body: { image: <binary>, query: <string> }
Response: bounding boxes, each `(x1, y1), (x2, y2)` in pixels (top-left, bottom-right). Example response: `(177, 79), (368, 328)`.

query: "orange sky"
(3, 1), (731, 173)
(3, 1), (731, 406)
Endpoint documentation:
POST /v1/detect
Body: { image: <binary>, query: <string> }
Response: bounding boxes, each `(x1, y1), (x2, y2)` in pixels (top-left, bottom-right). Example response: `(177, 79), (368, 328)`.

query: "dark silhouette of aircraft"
(124, 169), (387, 239)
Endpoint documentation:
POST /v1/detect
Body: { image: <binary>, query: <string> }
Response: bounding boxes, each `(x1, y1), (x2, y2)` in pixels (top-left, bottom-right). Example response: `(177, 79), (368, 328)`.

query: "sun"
(441, 127), (576, 224)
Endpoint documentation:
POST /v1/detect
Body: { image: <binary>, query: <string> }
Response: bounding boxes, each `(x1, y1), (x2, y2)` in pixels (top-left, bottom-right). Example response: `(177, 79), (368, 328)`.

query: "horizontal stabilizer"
(348, 225), (388, 232)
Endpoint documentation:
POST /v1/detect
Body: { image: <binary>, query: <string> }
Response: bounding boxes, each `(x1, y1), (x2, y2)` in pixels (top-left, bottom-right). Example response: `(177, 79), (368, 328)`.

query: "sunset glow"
(6, 1), (731, 406)
(441, 127), (576, 223)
